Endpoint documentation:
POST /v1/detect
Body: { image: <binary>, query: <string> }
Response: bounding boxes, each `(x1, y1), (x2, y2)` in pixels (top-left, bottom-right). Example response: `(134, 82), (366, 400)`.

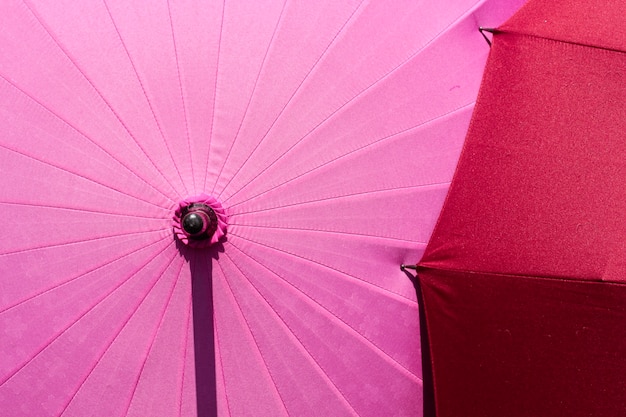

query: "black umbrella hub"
(173, 194), (227, 248)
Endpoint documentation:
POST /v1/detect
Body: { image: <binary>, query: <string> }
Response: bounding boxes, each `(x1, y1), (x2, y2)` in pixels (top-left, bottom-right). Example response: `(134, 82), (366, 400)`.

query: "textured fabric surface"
(0, 1), (524, 416)
(418, 0), (626, 415)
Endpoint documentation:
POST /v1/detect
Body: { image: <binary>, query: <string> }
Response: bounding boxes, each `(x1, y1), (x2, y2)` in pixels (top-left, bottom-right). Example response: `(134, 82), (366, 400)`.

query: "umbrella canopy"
(0, 1), (524, 416)
(417, 0), (626, 416)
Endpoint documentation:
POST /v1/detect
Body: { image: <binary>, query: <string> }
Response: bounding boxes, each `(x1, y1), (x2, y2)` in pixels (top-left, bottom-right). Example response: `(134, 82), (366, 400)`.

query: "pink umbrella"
(0, 1), (524, 416)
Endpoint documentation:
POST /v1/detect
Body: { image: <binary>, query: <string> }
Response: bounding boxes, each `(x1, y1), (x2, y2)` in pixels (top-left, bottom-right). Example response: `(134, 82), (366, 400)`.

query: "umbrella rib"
(0, 201), (168, 220)
(122, 259), (186, 416)
(229, 223), (429, 246)
(227, 232), (418, 307)
(216, 258), (329, 417)
(229, 181), (450, 219)
(0, 242), (176, 388)
(57, 249), (180, 417)
(102, 0), (189, 196)
(496, 28), (626, 55)
(212, 304), (233, 417)
(211, 0), (289, 195)
(0, 236), (170, 316)
(221, 250), (361, 417)
(177, 289), (194, 417)
(228, 241), (423, 383)
(202, 0), (225, 191)
(0, 227), (165, 257)
(20, 0), (183, 198)
(0, 143), (169, 212)
(166, 0), (195, 193)
(219, 3), (482, 204)
(0, 74), (177, 204)
(224, 102), (472, 208)
(214, 0), (367, 198)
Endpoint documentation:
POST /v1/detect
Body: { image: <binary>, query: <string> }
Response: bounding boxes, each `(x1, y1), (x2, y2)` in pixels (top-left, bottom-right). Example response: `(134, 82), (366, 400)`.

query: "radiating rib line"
(102, 0), (189, 196)
(227, 242), (423, 383)
(215, 0), (367, 198)
(0, 73), (175, 205)
(227, 232), (419, 306)
(211, 0), (289, 195)
(203, 0), (225, 191)
(177, 290), (193, 417)
(20, 0), (182, 199)
(0, 227), (165, 257)
(229, 224), (428, 245)
(122, 258), (186, 417)
(213, 304), (232, 417)
(0, 241), (176, 387)
(58, 250), (181, 417)
(225, 103), (472, 208)
(220, 251), (360, 417)
(0, 201), (168, 219)
(0, 235), (171, 315)
(221, 2), (483, 204)
(166, 0), (195, 193)
(229, 182), (450, 216)
(215, 260), (298, 417)
(0, 142), (169, 212)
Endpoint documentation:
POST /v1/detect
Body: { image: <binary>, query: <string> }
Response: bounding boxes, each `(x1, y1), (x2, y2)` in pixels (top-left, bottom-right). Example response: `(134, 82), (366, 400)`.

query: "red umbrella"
(413, 0), (626, 416)
(0, 0), (525, 416)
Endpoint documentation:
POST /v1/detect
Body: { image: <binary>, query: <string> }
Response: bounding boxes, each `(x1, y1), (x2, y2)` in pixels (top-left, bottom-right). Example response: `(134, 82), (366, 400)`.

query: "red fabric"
(421, 23), (626, 282)
(418, 267), (626, 417)
(417, 0), (626, 415)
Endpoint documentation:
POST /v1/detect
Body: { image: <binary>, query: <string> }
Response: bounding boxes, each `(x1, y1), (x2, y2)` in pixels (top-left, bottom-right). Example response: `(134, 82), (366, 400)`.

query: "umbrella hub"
(173, 194), (228, 248)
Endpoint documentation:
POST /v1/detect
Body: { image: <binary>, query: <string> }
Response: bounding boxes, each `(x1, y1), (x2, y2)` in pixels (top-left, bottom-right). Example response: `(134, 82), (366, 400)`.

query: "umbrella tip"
(400, 264), (417, 272)
(479, 27), (496, 47)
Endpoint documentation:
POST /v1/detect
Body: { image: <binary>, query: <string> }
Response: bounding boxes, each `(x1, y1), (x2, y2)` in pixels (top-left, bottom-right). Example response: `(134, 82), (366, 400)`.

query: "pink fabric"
(0, 1), (524, 415)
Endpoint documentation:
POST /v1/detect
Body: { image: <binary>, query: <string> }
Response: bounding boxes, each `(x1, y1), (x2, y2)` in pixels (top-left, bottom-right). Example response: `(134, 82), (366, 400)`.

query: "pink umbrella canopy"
(0, 1), (524, 416)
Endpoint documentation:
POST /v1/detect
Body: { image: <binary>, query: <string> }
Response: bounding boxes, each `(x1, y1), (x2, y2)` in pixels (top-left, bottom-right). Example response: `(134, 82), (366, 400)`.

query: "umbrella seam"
(221, 250), (360, 417)
(0, 72), (177, 204)
(0, 143), (171, 212)
(0, 201), (169, 219)
(203, 0), (225, 191)
(177, 289), (194, 417)
(122, 259), (186, 416)
(220, 0), (483, 204)
(211, 0), (289, 196)
(57, 248), (180, 416)
(228, 231), (419, 306)
(222, 100), (473, 209)
(215, 258), (291, 417)
(214, 0), (369, 198)
(212, 303), (232, 417)
(102, 0), (189, 196)
(0, 228), (165, 257)
(415, 265), (622, 286)
(228, 240), (424, 383)
(0, 235), (171, 315)
(0, 242), (176, 389)
(228, 181), (451, 218)
(495, 29), (626, 55)
(20, 0), (183, 199)
(229, 223), (429, 245)
(166, 0), (196, 194)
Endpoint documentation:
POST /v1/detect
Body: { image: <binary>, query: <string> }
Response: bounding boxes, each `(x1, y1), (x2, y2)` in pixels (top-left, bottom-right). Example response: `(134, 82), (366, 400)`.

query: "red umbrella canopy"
(417, 0), (626, 416)
(0, 0), (525, 416)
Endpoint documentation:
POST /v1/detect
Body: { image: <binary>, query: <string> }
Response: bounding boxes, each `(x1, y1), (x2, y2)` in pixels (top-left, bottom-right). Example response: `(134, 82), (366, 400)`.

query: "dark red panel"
(418, 266), (626, 417)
